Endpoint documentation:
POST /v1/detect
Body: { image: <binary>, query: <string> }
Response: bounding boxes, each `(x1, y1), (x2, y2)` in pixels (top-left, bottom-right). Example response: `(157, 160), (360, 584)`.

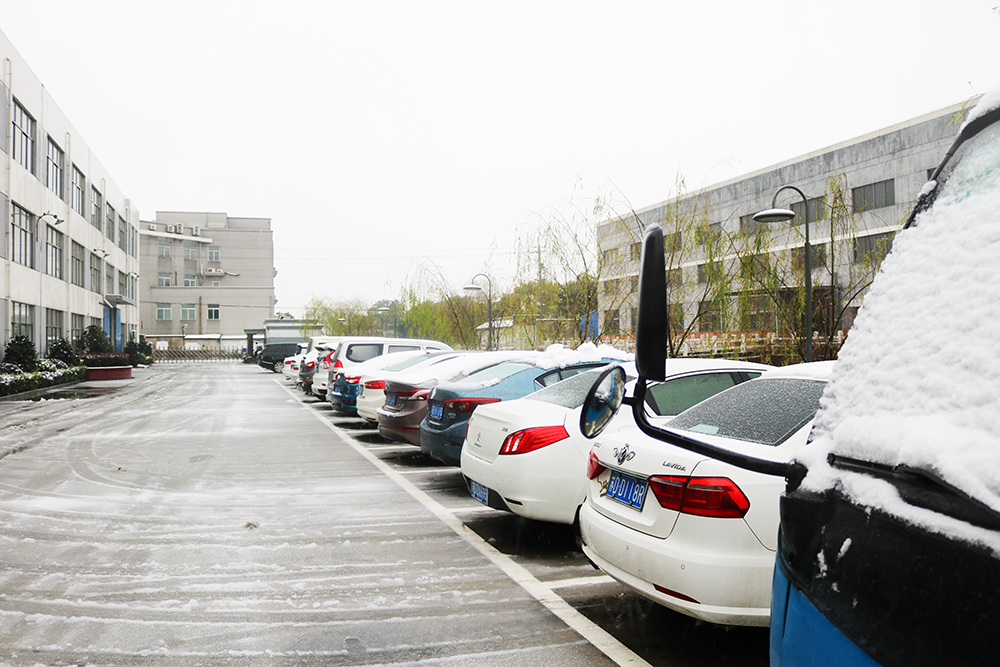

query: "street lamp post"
(463, 274), (493, 351)
(752, 185), (813, 363)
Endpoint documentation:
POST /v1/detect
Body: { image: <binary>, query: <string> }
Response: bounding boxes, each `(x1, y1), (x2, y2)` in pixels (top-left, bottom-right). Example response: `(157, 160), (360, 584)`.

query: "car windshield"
(460, 361), (534, 387)
(669, 378), (826, 447)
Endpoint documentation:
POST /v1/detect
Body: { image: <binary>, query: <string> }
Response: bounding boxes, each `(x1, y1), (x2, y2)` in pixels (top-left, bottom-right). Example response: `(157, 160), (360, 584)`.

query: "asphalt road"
(0, 363), (769, 666)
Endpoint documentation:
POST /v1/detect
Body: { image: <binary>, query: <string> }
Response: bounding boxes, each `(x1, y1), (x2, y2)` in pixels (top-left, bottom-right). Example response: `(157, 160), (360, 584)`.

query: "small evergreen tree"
(78, 325), (114, 354)
(47, 338), (81, 367)
(3, 335), (38, 372)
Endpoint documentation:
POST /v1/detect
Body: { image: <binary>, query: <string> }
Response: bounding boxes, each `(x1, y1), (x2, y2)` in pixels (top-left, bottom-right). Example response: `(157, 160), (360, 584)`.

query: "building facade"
(139, 211), (275, 351)
(1, 28), (140, 358)
(596, 99), (973, 357)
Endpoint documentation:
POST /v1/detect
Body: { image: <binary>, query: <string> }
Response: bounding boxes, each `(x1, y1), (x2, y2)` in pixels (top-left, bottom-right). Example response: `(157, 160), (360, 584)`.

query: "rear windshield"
(345, 343), (382, 363)
(461, 361), (534, 386)
(669, 378), (826, 446)
(529, 368), (608, 408)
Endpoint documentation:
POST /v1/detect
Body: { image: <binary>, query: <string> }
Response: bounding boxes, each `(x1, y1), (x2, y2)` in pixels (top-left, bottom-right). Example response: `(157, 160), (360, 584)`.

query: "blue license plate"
(470, 479), (489, 505)
(607, 470), (647, 511)
(430, 403), (443, 420)
(386, 394), (397, 406)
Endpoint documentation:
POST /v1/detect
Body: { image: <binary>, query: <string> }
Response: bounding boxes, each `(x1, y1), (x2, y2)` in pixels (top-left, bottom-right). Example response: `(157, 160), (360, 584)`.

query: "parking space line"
(283, 382), (652, 667)
(547, 574), (617, 589)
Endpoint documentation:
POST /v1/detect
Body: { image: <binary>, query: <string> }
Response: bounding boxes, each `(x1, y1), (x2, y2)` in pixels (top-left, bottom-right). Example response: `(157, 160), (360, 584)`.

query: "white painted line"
(281, 381), (651, 667)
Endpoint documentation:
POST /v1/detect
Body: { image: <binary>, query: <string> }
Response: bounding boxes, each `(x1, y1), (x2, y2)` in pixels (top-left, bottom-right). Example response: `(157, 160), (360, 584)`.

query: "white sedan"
(461, 358), (773, 526)
(355, 352), (467, 424)
(579, 361), (833, 627)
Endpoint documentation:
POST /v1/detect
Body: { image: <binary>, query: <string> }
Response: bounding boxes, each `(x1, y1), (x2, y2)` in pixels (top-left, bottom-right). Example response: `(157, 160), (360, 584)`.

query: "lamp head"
(463, 284), (483, 293)
(752, 208), (797, 224)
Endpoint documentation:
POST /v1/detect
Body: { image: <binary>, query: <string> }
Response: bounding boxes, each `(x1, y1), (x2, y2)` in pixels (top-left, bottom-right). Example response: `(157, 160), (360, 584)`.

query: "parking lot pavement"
(0, 363), (769, 667)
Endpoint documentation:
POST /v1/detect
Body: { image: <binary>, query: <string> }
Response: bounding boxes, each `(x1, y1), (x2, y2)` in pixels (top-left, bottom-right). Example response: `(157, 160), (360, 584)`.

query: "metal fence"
(153, 349), (246, 364)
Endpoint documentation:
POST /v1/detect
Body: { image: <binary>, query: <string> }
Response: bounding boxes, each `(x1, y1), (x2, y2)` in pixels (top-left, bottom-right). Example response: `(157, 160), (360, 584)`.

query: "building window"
(106, 264), (115, 294)
(71, 313), (85, 344)
(739, 213), (759, 235)
(630, 241), (642, 262)
(789, 196), (828, 225)
(698, 299), (724, 333)
(71, 167), (86, 216)
(91, 188), (103, 231)
(207, 304), (220, 320)
(118, 271), (126, 297)
(46, 137), (65, 197)
(158, 242), (171, 258)
(45, 225), (64, 279)
(666, 268), (683, 290)
(156, 303), (172, 320)
(118, 217), (128, 251)
(158, 272), (172, 287)
(12, 100), (35, 173)
(854, 231), (895, 266)
(105, 204), (116, 242)
(664, 231), (682, 254)
(45, 309), (64, 353)
(12, 204), (35, 268)
(698, 261), (721, 284)
(71, 242), (86, 286)
(184, 274), (196, 287)
(89, 254), (102, 293)
(11, 302), (34, 339)
(212, 280), (220, 287)
(696, 222), (722, 246)
(184, 245), (197, 261)
(181, 303), (196, 320)
(208, 246), (221, 262)
(853, 179), (895, 213)
(602, 309), (619, 335)
(792, 243), (828, 273)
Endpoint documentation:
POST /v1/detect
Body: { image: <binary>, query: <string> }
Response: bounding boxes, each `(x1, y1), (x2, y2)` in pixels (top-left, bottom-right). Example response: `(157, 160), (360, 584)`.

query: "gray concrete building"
(1, 27), (140, 357)
(596, 98), (975, 356)
(139, 212), (275, 352)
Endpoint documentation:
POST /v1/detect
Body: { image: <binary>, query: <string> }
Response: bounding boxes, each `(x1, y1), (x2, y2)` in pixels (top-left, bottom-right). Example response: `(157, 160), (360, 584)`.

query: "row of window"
(10, 302), (104, 355)
(158, 242), (221, 261)
(157, 273), (222, 287)
(10, 203), (137, 299)
(12, 99), (137, 256)
(155, 303), (221, 321)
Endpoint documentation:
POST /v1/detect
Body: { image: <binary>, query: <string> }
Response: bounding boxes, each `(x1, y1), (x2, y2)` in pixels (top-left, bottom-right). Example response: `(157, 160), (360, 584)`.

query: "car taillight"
(364, 380), (385, 390)
(587, 450), (606, 480)
(395, 388), (429, 400)
(333, 358), (344, 370)
(499, 425), (569, 455)
(647, 476), (750, 518)
(345, 375), (362, 385)
(442, 397), (501, 413)
(305, 361), (315, 369)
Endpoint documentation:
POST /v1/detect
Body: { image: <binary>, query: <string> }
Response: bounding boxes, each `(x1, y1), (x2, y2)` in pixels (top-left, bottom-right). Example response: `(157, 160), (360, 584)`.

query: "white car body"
(579, 361), (834, 627)
(356, 352), (467, 423)
(321, 337), (453, 399)
(461, 358), (772, 526)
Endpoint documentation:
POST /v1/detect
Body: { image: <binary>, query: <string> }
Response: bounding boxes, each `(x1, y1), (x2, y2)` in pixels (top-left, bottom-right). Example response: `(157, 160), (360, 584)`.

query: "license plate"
(470, 480), (489, 505)
(430, 403), (443, 420)
(386, 394), (397, 406)
(607, 470), (647, 511)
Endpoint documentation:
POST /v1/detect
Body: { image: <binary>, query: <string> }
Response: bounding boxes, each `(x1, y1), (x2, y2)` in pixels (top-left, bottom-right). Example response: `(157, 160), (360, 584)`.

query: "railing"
(153, 349), (245, 363)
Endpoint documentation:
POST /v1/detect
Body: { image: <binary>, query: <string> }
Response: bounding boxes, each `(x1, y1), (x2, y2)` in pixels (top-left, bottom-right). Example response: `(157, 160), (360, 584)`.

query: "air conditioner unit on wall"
(148, 224), (157, 231)
(192, 226), (201, 236)
(203, 267), (224, 276)
(176, 225), (184, 235)
(166, 225), (176, 233)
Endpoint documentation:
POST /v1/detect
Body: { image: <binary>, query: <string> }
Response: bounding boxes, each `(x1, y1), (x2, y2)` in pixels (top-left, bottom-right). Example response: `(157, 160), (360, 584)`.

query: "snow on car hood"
(799, 101), (1000, 550)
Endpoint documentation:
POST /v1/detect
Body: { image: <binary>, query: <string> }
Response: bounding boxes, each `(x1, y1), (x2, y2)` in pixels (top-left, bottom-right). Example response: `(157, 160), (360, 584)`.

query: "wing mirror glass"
(580, 365), (627, 439)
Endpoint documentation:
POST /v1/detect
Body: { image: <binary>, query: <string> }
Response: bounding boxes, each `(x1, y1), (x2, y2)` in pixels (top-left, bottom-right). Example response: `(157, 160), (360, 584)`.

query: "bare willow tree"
(398, 261), (482, 349)
(302, 296), (382, 336)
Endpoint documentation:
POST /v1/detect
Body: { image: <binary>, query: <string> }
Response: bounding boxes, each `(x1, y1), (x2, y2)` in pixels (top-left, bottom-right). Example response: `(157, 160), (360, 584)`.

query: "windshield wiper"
(828, 454), (1000, 531)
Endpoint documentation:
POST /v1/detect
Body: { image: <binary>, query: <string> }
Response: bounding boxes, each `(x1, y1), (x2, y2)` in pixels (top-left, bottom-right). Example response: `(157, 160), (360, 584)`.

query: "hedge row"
(0, 367), (88, 398)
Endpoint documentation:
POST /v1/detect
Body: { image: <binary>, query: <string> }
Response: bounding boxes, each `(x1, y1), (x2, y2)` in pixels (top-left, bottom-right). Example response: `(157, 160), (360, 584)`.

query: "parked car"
(282, 344), (309, 382)
(579, 361), (833, 626)
(461, 358), (772, 526)
(421, 345), (632, 466)
(319, 336), (452, 400)
(257, 342), (302, 372)
(766, 90), (1000, 666)
(328, 349), (428, 416)
(356, 351), (468, 424)
(378, 351), (526, 446)
(296, 336), (342, 392)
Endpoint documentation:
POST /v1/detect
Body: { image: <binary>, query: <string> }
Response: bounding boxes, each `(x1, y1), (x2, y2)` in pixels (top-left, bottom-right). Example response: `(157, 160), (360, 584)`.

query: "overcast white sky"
(2, 1), (998, 315)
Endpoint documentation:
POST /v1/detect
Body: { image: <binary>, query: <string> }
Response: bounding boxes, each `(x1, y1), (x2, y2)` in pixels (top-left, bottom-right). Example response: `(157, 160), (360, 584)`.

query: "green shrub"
(80, 353), (130, 367)
(4, 335), (38, 372)
(0, 366), (86, 397)
(124, 340), (154, 367)
(47, 337), (80, 367)
(78, 325), (114, 354)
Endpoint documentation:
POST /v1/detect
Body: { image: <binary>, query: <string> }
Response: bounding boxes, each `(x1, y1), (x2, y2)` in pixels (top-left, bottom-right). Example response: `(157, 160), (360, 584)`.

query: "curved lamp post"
(752, 185), (813, 363)
(463, 274), (493, 351)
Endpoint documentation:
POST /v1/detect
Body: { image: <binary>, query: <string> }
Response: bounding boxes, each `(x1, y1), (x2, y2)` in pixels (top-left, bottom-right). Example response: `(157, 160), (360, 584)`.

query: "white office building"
(1, 28), (140, 357)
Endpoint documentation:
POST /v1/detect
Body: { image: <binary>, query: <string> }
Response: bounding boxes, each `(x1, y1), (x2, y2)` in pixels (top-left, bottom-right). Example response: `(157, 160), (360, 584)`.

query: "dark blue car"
(419, 356), (618, 466)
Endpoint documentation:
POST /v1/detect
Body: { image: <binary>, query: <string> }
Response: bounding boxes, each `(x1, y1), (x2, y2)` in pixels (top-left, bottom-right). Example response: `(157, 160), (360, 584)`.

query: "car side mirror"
(636, 224), (667, 380)
(580, 365), (627, 438)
